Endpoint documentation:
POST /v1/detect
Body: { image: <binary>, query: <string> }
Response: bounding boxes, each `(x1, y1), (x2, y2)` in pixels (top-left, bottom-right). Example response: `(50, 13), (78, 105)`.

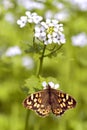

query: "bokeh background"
(0, 0), (87, 130)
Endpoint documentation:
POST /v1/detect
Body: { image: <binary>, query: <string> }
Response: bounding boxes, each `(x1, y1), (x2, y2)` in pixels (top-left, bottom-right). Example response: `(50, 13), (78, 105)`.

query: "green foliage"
(23, 75), (59, 94)
(24, 75), (42, 93)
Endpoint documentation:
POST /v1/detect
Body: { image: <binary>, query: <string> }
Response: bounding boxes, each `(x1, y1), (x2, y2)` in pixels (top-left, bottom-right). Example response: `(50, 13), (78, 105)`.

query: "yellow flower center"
(46, 27), (54, 35)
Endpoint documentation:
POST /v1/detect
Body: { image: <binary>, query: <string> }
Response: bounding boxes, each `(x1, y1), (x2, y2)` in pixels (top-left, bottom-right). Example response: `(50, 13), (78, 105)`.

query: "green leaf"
(24, 43), (43, 54)
(24, 75), (43, 94)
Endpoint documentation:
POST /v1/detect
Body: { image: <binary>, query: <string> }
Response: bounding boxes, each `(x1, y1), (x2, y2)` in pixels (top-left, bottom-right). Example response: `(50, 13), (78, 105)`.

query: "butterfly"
(23, 84), (76, 117)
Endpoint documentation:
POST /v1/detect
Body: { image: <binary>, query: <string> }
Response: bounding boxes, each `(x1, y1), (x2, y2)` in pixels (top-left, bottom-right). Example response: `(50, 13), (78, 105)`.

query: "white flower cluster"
(25, 11), (43, 24)
(17, 11), (65, 45)
(17, 11), (43, 28)
(35, 19), (65, 45)
(5, 46), (22, 57)
(71, 32), (87, 47)
(17, 16), (27, 28)
(22, 56), (34, 70)
(42, 81), (60, 89)
(69, 0), (87, 11)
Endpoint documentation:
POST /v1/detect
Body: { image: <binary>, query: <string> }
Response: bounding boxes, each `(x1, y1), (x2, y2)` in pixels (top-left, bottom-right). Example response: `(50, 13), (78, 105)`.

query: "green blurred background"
(0, 0), (87, 130)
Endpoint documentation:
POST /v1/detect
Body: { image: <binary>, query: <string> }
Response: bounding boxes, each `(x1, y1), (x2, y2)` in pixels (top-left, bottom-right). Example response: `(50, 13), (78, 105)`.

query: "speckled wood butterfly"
(23, 84), (76, 117)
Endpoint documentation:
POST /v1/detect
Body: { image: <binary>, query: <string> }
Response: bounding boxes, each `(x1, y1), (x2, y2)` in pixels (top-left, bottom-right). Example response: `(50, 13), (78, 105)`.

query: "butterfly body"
(23, 85), (76, 117)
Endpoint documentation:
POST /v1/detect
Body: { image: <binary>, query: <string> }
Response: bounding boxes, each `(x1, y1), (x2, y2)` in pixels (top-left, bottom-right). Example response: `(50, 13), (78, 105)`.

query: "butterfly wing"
(50, 89), (76, 116)
(23, 89), (51, 117)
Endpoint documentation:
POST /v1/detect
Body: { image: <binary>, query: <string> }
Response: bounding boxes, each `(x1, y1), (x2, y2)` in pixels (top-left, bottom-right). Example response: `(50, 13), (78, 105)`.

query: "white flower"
(48, 82), (55, 88)
(53, 1), (64, 9)
(42, 81), (60, 89)
(4, 13), (15, 24)
(17, 16), (27, 28)
(54, 10), (70, 21)
(34, 19), (66, 45)
(45, 10), (53, 19)
(69, 0), (87, 11)
(5, 46), (22, 57)
(54, 84), (60, 89)
(17, 11), (43, 27)
(26, 11), (43, 24)
(22, 56), (34, 69)
(71, 32), (87, 47)
(42, 81), (47, 89)
(3, 0), (14, 10)
(17, 0), (44, 10)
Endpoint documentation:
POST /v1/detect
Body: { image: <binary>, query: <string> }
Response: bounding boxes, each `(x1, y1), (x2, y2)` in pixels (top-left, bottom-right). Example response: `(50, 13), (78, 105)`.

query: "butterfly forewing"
(23, 89), (51, 117)
(50, 89), (76, 116)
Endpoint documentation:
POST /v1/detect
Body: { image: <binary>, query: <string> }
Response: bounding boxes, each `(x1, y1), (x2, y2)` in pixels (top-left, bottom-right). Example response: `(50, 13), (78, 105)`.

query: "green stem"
(37, 45), (46, 77)
(25, 110), (30, 130)
(24, 44), (46, 130)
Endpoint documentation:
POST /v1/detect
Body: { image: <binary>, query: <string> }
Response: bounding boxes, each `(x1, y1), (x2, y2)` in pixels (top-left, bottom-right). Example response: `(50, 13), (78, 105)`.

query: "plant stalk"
(24, 44), (46, 130)
(37, 44), (46, 77)
(25, 110), (30, 130)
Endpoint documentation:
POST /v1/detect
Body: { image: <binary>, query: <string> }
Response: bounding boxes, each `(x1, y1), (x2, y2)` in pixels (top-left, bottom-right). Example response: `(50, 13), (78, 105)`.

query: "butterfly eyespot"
(37, 108), (41, 112)
(31, 94), (34, 100)
(61, 94), (64, 98)
(26, 100), (31, 105)
(67, 105), (71, 109)
(71, 99), (74, 103)
(41, 105), (44, 108)
(63, 98), (66, 102)
(42, 110), (46, 113)
(34, 98), (37, 102)
(59, 103), (62, 108)
(62, 102), (66, 107)
(28, 106), (32, 109)
(36, 104), (40, 108)
(37, 98), (42, 103)
(58, 98), (62, 103)
(35, 94), (39, 98)
(68, 101), (73, 105)
(39, 93), (41, 97)
(66, 94), (69, 100)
